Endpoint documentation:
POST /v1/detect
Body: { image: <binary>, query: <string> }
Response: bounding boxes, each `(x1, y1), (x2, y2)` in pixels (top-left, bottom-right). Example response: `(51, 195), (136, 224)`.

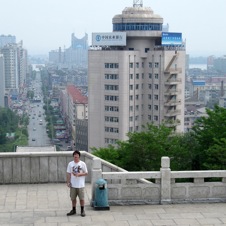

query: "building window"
(149, 62), (152, 68)
(154, 73), (159, 79)
(154, 95), (158, 100)
(154, 62), (159, 68)
(129, 116), (133, 121)
(105, 74), (119, 79)
(142, 73), (144, 79)
(105, 106), (119, 112)
(129, 106), (133, 111)
(136, 84), (139, 90)
(129, 127), (133, 132)
(130, 85), (133, 90)
(130, 74), (133, 79)
(148, 115), (152, 120)
(149, 73), (152, 79)
(129, 63), (133, 68)
(130, 95), (133, 100)
(105, 138), (118, 144)
(135, 95), (139, 100)
(142, 62), (144, 68)
(105, 85), (118, 90)
(105, 63), (119, 68)
(136, 74), (139, 79)
(154, 115), (158, 121)
(105, 127), (119, 133)
(148, 94), (151, 99)
(136, 62), (139, 68)
(149, 84), (152, 89)
(154, 84), (159, 89)
(105, 116), (119, 122)
(148, 105), (151, 110)
(105, 95), (119, 101)
(136, 105), (139, 111)
(154, 105), (158, 110)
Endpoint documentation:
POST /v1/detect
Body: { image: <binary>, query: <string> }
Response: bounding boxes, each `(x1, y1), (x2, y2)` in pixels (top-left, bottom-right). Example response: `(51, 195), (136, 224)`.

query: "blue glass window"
(113, 23), (162, 31)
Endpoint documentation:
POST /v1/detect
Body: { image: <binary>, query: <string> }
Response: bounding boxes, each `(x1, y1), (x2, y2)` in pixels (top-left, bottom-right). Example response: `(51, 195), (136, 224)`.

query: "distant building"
(66, 85), (88, 151)
(0, 41), (28, 103)
(48, 33), (88, 68)
(0, 35), (16, 48)
(213, 56), (226, 73)
(0, 54), (5, 107)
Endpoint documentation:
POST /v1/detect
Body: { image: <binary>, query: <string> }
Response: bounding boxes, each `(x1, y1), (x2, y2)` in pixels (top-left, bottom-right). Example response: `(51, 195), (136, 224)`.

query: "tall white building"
(0, 42), (28, 101)
(0, 54), (5, 107)
(88, 1), (186, 150)
(1, 44), (18, 92)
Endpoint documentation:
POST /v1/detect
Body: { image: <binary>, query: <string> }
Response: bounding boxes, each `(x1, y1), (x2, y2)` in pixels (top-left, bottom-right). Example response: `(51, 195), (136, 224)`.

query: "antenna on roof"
(133, 0), (143, 7)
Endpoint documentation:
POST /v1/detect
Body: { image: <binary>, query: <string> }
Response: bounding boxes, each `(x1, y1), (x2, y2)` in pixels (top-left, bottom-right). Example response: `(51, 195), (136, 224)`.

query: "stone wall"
(93, 157), (226, 205)
(1, 152), (226, 205)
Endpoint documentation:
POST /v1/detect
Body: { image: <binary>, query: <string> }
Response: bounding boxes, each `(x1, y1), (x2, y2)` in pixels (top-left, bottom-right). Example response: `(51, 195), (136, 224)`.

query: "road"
(27, 71), (51, 147)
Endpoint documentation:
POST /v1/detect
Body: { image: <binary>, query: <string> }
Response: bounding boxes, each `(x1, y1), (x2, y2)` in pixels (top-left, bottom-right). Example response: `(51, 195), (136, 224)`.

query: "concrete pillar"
(91, 157), (102, 206)
(160, 156), (171, 204)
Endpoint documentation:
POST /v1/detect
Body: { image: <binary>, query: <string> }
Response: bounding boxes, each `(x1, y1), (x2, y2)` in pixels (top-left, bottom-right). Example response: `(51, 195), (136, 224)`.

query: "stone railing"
(1, 151), (226, 205)
(92, 157), (226, 205)
(0, 151), (126, 184)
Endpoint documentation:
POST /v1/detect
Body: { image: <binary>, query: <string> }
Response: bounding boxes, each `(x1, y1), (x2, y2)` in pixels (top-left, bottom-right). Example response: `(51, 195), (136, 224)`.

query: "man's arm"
(66, 172), (71, 187)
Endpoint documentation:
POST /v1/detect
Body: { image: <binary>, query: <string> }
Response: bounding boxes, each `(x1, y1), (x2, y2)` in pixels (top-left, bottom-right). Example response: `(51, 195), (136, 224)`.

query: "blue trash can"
(94, 178), (110, 210)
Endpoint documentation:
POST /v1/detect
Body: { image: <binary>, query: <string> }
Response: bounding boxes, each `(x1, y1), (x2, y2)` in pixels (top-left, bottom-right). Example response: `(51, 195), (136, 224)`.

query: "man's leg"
(67, 188), (77, 216)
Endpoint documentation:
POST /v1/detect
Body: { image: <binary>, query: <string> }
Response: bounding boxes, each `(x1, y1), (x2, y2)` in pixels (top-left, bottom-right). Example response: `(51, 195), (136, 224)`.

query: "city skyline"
(1, 0), (226, 57)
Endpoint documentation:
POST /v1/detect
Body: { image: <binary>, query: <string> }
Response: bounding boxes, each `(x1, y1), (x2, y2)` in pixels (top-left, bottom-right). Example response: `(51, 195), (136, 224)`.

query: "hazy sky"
(1, 0), (225, 57)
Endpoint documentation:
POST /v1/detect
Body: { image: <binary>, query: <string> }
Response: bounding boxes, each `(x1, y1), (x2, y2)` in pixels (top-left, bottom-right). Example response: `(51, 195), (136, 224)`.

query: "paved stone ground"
(0, 183), (226, 226)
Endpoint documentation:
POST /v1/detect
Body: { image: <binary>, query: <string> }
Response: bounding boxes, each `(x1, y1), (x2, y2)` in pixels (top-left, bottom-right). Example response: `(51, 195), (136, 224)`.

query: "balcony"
(165, 67), (182, 74)
(164, 119), (181, 127)
(165, 109), (181, 116)
(164, 99), (182, 106)
(164, 88), (182, 95)
(165, 78), (182, 85)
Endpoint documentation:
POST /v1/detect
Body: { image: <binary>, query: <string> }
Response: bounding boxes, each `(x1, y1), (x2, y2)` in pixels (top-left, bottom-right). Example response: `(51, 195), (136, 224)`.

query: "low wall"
(1, 152), (226, 205)
(0, 151), (126, 184)
(92, 157), (226, 205)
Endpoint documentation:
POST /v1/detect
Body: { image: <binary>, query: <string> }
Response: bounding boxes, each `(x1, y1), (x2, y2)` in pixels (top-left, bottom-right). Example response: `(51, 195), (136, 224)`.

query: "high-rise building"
(1, 44), (19, 92)
(0, 42), (28, 101)
(0, 54), (5, 107)
(88, 1), (186, 150)
(49, 33), (89, 68)
(0, 35), (16, 48)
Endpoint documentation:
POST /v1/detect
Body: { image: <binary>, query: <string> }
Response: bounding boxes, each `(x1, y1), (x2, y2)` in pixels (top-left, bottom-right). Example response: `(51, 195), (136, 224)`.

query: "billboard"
(92, 32), (126, 46)
(161, 32), (182, 46)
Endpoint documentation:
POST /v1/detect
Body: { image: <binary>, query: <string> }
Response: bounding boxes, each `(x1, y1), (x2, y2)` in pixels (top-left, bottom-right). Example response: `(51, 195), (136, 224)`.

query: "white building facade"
(0, 54), (5, 107)
(88, 2), (186, 150)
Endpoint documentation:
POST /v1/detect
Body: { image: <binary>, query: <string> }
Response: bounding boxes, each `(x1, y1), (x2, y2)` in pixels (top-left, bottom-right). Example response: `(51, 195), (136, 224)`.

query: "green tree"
(203, 138), (226, 170)
(192, 105), (226, 169)
(92, 123), (176, 171)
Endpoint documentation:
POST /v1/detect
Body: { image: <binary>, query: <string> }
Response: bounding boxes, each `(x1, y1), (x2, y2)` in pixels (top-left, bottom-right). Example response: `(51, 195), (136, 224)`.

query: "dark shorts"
(70, 187), (85, 201)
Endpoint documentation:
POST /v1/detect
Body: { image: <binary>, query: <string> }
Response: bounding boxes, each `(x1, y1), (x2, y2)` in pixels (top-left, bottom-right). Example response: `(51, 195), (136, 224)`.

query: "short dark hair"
(73, 150), (80, 157)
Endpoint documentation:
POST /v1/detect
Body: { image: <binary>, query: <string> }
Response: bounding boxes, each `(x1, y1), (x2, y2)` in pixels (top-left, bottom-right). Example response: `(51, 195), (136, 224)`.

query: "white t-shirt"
(67, 160), (88, 188)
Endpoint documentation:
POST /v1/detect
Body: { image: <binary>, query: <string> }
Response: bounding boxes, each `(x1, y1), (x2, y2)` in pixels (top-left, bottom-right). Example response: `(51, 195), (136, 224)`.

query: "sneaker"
(81, 211), (86, 217)
(67, 209), (76, 216)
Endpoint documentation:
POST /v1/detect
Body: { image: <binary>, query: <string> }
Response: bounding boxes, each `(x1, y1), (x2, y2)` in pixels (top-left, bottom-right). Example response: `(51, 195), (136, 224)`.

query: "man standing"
(66, 150), (88, 217)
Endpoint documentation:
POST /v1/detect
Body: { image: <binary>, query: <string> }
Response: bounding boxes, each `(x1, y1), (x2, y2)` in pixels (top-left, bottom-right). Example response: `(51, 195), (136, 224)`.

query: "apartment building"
(0, 54), (5, 107)
(66, 85), (88, 151)
(88, 1), (186, 150)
